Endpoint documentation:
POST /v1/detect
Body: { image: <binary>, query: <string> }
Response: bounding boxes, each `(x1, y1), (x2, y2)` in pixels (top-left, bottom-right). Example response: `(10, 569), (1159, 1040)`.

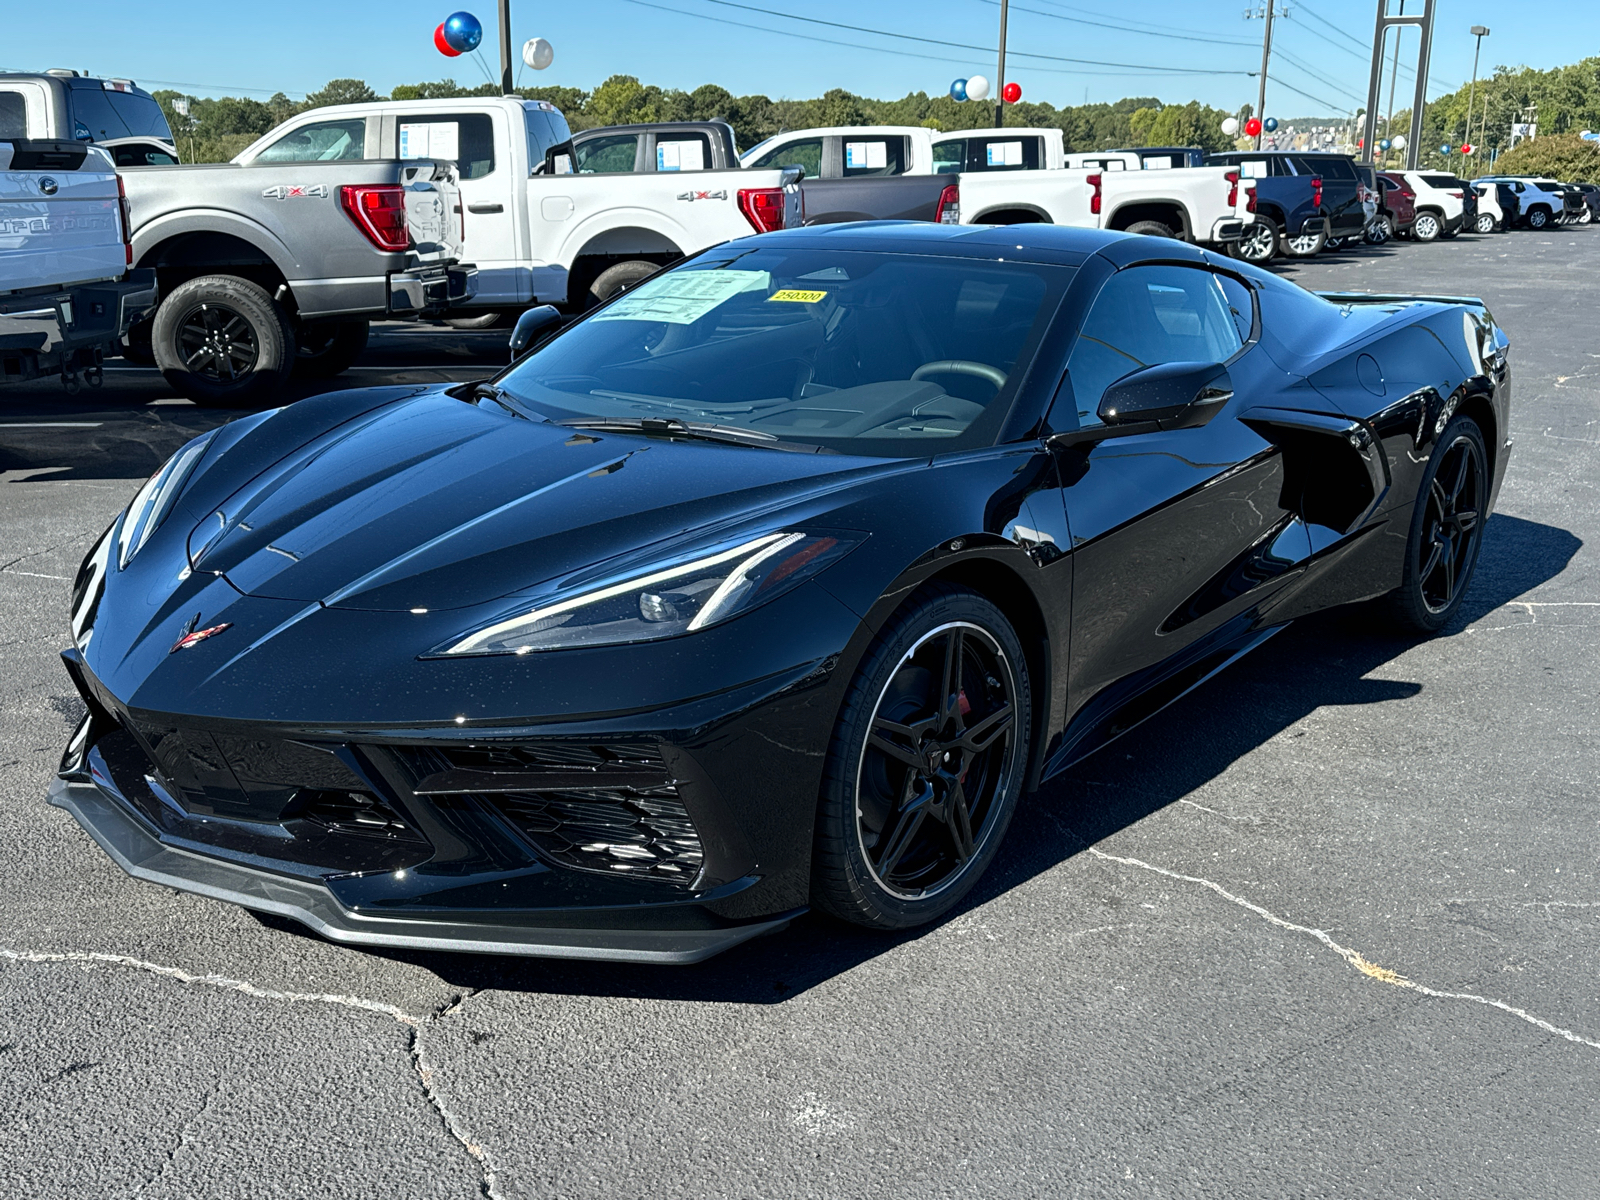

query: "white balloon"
(1220, 116), (1240, 136)
(965, 75), (990, 102)
(521, 37), (554, 70)
(1391, 134), (1406, 150)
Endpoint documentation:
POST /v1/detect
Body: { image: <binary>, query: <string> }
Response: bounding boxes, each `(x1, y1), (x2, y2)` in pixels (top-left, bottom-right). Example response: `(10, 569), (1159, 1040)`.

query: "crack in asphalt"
(1086, 848), (1600, 1053)
(0, 948), (503, 1199)
(135, 1077), (222, 1197)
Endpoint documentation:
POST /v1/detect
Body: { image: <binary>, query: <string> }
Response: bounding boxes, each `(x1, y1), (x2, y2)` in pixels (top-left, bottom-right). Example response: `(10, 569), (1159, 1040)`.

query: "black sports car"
(54, 223), (1511, 963)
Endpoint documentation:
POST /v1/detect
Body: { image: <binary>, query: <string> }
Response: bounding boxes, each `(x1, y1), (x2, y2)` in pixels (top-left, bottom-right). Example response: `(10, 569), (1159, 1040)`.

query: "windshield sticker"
(845, 141), (887, 170)
(767, 289), (827, 304)
(591, 270), (770, 325)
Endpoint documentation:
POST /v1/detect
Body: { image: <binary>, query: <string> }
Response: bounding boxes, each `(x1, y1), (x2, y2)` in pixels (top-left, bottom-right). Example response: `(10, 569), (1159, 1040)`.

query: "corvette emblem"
(170, 614), (232, 654)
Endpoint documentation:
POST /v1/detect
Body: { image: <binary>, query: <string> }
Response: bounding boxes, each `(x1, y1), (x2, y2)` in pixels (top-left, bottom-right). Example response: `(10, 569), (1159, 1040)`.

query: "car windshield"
(496, 248), (1068, 458)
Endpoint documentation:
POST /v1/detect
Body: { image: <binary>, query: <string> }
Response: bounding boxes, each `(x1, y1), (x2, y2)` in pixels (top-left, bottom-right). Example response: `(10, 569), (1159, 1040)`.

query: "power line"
(1023, 0), (1258, 44)
(975, 0), (1259, 49)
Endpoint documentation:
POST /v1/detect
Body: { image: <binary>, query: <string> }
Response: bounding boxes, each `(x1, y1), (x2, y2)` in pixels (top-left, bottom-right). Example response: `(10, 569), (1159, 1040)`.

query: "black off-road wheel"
(152, 274), (294, 407)
(292, 318), (369, 380)
(1388, 414), (1488, 633)
(813, 585), (1032, 930)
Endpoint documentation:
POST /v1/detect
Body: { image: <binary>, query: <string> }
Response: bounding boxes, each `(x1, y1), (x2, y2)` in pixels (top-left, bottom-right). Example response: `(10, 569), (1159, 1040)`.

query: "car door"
(1045, 262), (1310, 729)
(397, 110), (523, 306)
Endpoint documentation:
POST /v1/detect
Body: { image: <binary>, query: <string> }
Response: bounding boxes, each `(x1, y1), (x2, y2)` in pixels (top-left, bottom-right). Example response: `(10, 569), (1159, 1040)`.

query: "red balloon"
(434, 23), (462, 56)
(1461, 143), (1472, 154)
(1002, 81), (1022, 105)
(1244, 117), (1262, 137)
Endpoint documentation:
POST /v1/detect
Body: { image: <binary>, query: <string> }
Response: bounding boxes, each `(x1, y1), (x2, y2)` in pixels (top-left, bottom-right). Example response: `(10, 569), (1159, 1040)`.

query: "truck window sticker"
(590, 269), (771, 325)
(844, 141), (887, 170)
(985, 141), (1023, 167)
(400, 122), (460, 162)
(657, 140), (706, 172)
(1143, 156), (1174, 170)
(1240, 161), (1267, 179)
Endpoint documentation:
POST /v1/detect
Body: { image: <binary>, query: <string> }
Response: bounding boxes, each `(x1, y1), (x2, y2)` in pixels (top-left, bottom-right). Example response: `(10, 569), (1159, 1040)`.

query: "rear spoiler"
(1315, 290), (1488, 308)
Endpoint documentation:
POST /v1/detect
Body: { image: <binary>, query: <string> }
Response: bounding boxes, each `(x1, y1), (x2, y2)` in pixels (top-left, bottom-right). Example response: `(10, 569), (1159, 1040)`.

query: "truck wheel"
(152, 275), (294, 407)
(1412, 211), (1441, 242)
(1124, 220), (1176, 239)
(588, 260), (661, 307)
(1231, 219), (1279, 263)
(292, 318), (369, 380)
(444, 311), (504, 330)
(1282, 226), (1327, 257)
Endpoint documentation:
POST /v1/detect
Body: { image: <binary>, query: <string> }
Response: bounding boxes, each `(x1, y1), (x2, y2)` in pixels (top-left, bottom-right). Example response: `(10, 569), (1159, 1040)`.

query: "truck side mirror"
(509, 306), (562, 357)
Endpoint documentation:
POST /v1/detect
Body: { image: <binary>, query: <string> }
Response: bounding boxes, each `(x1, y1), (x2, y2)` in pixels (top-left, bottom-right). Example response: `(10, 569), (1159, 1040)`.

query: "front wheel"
(1365, 217), (1392, 245)
(1387, 414), (1488, 633)
(812, 585), (1031, 930)
(1474, 213), (1496, 234)
(1283, 225), (1327, 257)
(1231, 219), (1280, 263)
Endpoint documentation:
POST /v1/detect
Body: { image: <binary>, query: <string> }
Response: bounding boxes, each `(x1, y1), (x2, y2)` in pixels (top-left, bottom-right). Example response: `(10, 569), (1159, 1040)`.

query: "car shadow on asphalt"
(256, 511), (1580, 1003)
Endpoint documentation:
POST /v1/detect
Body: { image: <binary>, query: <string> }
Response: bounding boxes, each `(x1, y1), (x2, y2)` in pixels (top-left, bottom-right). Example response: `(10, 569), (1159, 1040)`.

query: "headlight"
(435, 530), (861, 656)
(117, 430), (217, 569)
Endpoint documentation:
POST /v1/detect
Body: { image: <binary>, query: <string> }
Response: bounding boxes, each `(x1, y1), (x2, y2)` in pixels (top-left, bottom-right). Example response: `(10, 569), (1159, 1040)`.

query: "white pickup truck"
(1, 137), (156, 390)
(250, 97), (805, 316)
(748, 125), (1247, 248)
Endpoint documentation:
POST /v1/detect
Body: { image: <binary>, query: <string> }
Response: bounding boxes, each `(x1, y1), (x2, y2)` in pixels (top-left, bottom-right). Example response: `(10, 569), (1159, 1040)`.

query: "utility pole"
(498, 0), (514, 95)
(992, 0), (1004, 129)
(1465, 25), (1489, 163)
(1253, 1), (1276, 150)
(1385, 0), (1404, 165)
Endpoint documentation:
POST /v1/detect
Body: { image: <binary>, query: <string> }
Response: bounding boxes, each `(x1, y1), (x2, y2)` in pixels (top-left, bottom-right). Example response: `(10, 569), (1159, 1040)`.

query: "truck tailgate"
(401, 160), (463, 264)
(1, 141), (126, 296)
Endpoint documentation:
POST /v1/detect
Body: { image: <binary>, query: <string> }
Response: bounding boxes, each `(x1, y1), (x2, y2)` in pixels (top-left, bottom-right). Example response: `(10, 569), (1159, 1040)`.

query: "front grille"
(392, 742), (704, 884)
(287, 789), (427, 843)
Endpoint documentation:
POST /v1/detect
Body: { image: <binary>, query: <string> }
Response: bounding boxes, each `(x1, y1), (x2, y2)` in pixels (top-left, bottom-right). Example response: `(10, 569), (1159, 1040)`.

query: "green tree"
(303, 78), (380, 108)
(1492, 133), (1600, 181)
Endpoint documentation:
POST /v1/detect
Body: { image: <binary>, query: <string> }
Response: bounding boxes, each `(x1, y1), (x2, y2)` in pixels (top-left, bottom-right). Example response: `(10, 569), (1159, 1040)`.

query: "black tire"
(1231, 218), (1280, 264)
(1282, 224), (1327, 257)
(812, 585), (1032, 930)
(1387, 414), (1488, 633)
(1364, 216), (1392, 245)
(119, 317), (156, 366)
(589, 260), (661, 307)
(444, 310), (505, 330)
(292, 318), (368, 380)
(1325, 236), (1347, 251)
(151, 274), (294, 407)
(1474, 212), (1496, 234)
(1124, 220), (1176, 239)
(1412, 210), (1442, 242)
(1441, 225), (1461, 239)
(1526, 206), (1550, 230)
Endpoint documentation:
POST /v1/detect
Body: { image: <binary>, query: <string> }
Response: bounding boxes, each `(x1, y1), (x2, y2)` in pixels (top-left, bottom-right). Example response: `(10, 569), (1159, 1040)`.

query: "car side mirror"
(509, 305), (562, 358)
(1047, 361), (1233, 449)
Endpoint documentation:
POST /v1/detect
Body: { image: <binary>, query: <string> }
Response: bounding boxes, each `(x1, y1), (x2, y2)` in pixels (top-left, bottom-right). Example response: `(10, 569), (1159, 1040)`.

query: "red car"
(1378, 172), (1418, 237)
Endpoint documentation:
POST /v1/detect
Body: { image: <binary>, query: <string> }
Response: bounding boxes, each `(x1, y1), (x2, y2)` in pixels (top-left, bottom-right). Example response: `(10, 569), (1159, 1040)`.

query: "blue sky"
(9, 1), (1592, 116)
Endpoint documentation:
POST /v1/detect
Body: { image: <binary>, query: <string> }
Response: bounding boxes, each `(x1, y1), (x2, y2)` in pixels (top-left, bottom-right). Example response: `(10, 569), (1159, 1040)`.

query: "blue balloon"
(1440, 143), (1452, 154)
(1378, 138), (1392, 151)
(443, 11), (483, 53)
(950, 78), (968, 102)
(1263, 117), (1278, 132)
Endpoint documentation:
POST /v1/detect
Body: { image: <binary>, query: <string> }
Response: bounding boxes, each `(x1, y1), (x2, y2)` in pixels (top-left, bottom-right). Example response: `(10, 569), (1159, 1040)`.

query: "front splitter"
(48, 777), (800, 965)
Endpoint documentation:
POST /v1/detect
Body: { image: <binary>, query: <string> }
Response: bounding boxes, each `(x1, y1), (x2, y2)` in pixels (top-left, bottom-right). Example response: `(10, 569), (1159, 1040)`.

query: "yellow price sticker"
(767, 289), (828, 304)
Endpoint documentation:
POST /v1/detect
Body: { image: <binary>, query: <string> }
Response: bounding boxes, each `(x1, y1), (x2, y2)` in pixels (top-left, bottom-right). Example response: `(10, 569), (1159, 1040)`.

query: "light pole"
(1465, 25), (1489, 165)
(994, 0), (1009, 129)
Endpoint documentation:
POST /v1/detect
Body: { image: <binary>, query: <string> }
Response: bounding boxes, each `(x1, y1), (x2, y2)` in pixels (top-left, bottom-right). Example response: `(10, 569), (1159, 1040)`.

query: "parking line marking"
(0, 422), (104, 428)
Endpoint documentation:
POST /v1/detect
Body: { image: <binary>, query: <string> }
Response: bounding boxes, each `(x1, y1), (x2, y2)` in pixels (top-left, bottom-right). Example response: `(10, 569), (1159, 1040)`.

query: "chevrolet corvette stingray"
(53, 223), (1511, 962)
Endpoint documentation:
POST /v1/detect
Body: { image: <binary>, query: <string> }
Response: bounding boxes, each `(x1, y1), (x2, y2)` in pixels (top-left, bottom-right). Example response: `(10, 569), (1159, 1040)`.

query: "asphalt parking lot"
(3, 229), (1598, 1199)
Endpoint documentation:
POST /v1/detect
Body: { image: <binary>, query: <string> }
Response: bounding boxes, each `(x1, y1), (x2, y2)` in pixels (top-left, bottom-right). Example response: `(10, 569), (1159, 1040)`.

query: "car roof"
(738, 220), (1127, 265)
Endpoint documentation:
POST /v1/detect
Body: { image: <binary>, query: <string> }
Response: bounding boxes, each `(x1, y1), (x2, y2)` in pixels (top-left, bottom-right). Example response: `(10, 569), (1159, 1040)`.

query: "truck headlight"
(435, 530), (861, 657)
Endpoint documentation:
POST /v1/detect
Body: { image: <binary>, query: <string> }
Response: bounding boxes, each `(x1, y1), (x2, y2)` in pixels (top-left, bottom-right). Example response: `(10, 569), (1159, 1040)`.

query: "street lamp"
(1466, 25), (1490, 166)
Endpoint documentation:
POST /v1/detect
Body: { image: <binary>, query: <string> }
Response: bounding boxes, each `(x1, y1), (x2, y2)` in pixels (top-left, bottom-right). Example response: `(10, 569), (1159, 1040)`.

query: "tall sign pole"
(1361, 0), (1436, 169)
(992, 0), (1004, 129)
(1465, 26), (1490, 162)
(499, 0), (514, 95)
(1254, 1), (1276, 150)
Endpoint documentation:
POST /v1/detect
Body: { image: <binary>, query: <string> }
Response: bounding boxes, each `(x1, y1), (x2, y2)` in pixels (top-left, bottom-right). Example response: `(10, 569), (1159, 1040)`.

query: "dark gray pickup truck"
(567, 121), (957, 226)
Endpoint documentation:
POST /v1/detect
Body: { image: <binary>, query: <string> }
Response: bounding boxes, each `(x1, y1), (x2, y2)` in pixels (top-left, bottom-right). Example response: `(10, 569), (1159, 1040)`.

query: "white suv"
(1399, 171), (1469, 241)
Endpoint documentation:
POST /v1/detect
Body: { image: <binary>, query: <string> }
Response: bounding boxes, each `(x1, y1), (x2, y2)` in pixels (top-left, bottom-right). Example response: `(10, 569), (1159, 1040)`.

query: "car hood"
(186, 389), (888, 612)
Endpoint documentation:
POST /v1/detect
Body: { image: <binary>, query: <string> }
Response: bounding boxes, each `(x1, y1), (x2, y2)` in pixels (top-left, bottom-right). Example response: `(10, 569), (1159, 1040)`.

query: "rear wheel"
(151, 274), (294, 407)
(292, 318), (368, 380)
(1527, 206), (1550, 229)
(1283, 225), (1327, 257)
(1325, 236), (1347, 250)
(1412, 211), (1442, 242)
(1387, 414), (1488, 633)
(588, 260), (661, 308)
(444, 310), (505, 330)
(1231, 219), (1279, 264)
(812, 586), (1031, 930)
(1474, 212), (1496, 234)
(1124, 220), (1176, 239)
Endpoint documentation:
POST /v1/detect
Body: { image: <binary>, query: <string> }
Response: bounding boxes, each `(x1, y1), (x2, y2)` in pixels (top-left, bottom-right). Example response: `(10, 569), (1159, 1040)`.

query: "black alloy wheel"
(152, 274), (294, 406)
(813, 586), (1030, 929)
(1232, 219), (1279, 263)
(1390, 414), (1488, 632)
(178, 302), (259, 382)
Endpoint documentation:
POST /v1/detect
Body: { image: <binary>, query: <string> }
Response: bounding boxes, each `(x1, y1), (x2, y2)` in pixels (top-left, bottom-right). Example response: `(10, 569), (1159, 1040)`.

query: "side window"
(841, 137), (904, 177)
(748, 137), (822, 179)
(112, 143), (179, 166)
(398, 113), (495, 179)
(933, 140), (964, 174)
(107, 92), (172, 139)
(1064, 266), (1245, 428)
(256, 118), (366, 163)
(573, 133), (638, 173)
(0, 91), (25, 138)
(66, 87), (129, 140)
(1216, 274), (1255, 344)
(970, 137), (1039, 171)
